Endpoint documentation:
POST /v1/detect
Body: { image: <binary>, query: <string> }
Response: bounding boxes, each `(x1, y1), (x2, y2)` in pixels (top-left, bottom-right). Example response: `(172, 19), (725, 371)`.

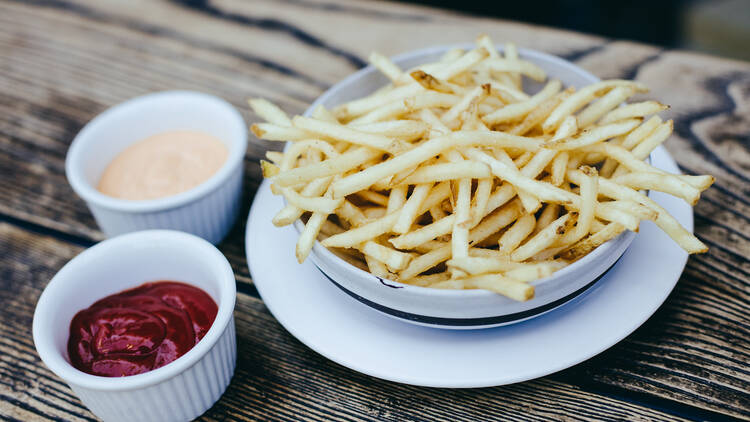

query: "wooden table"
(1, 1), (748, 420)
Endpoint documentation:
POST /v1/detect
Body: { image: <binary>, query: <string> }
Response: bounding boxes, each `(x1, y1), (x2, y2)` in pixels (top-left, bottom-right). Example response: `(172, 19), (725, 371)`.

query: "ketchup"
(68, 281), (218, 377)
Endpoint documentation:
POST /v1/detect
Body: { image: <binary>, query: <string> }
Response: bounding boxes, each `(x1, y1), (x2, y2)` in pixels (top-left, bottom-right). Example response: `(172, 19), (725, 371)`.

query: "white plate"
(245, 146), (691, 387)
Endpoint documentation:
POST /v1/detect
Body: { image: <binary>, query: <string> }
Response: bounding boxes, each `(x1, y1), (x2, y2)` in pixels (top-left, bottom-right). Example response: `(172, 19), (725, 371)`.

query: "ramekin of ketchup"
(68, 281), (218, 377)
(33, 230), (237, 422)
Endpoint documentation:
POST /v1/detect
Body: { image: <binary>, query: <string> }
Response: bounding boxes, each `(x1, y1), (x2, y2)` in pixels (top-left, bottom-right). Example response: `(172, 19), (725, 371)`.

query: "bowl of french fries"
(251, 35), (713, 329)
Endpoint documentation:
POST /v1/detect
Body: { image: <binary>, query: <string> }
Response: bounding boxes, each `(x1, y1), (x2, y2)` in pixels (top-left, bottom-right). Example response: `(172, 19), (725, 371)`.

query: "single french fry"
(510, 88), (573, 136)
(584, 144), (712, 194)
(364, 254), (396, 280)
(369, 51), (403, 83)
(498, 214), (536, 255)
(351, 91), (461, 124)
(503, 42), (522, 89)
(677, 174), (715, 191)
(550, 151), (569, 186)
(298, 186), (340, 262)
(483, 79), (562, 124)
(332, 132), (541, 198)
(555, 166), (597, 247)
(249, 98), (292, 126)
(362, 206), (387, 219)
(278, 186), (343, 214)
(398, 246), (453, 280)
(599, 101), (668, 124)
(251, 123), (312, 142)
(621, 116), (662, 150)
(331, 248), (369, 272)
(602, 200), (658, 221)
(429, 203), (447, 222)
(360, 241), (413, 271)
(483, 183), (517, 218)
(399, 161), (492, 185)
(322, 212), (400, 248)
(393, 183), (432, 234)
(628, 120), (674, 160)
(560, 222), (626, 260)
(447, 256), (521, 275)
(349, 120), (430, 141)
(542, 80), (648, 133)
(491, 148), (541, 213)
(296, 210), (327, 263)
(414, 240), (450, 253)
(433, 47), (489, 80)
(323, 182), (451, 248)
(293, 116), (407, 154)
(333, 84), (423, 121)
(273, 147), (380, 187)
(356, 190), (390, 207)
(512, 213), (571, 261)
(273, 176), (333, 226)
(466, 149), (572, 204)
(513, 152), (534, 168)
(468, 200), (523, 245)
(432, 274), (533, 301)
(484, 81), (530, 103)
(311, 105), (339, 123)
(418, 108), (452, 136)
(320, 220), (345, 237)
(546, 119), (641, 150)
(387, 184), (408, 214)
(591, 201), (642, 231)
(389, 164), (421, 187)
(504, 261), (568, 282)
(476, 34), (500, 58)
(482, 57), (546, 82)
(441, 85), (490, 124)
(532, 203), (560, 236)
(265, 150), (284, 165)
(521, 148), (559, 179)
(260, 160), (280, 178)
(471, 178), (493, 226)
(401, 271), (451, 287)
(576, 86), (635, 127)
(451, 177), (472, 261)
(410, 70), (456, 94)
(390, 214), (455, 249)
(337, 200), (368, 227)
(612, 172), (701, 205)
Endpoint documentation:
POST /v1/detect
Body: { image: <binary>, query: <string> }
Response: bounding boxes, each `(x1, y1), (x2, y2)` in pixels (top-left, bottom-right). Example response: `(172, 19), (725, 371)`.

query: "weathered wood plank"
(0, 0), (748, 419)
(0, 222), (701, 422)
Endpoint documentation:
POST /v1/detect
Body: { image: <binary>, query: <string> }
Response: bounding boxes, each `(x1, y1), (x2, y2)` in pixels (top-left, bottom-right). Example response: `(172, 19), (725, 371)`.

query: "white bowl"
(294, 44), (637, 329)
(66, 91), (247, 244)
(33, 230), (237, 422)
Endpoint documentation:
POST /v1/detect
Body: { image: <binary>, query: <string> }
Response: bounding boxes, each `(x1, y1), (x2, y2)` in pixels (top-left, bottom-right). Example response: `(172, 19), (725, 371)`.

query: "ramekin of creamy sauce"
(97, 130), (228, 201)
(65, 91), (247, 244)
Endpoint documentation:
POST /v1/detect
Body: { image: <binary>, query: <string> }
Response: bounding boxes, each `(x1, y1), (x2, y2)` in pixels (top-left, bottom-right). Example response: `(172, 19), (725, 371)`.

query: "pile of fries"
(251, 35), (713, 301)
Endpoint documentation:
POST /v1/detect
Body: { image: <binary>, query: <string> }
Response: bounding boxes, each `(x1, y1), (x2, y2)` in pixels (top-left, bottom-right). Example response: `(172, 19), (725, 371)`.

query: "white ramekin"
(294, 44), (637, 329)
(33, 230), (237, 422)
(65, 91), (247, 244)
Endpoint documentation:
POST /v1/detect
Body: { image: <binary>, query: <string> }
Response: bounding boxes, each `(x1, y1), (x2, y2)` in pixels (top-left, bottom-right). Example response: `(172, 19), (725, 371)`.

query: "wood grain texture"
(0, 0), (748, 420)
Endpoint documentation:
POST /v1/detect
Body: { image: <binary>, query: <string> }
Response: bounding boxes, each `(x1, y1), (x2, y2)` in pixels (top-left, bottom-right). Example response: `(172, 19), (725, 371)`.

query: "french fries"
(252, 35), (713, 302)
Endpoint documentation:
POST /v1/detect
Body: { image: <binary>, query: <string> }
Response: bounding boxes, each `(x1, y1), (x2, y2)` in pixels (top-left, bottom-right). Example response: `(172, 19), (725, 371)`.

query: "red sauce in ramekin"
(67, 281), (218, 377)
